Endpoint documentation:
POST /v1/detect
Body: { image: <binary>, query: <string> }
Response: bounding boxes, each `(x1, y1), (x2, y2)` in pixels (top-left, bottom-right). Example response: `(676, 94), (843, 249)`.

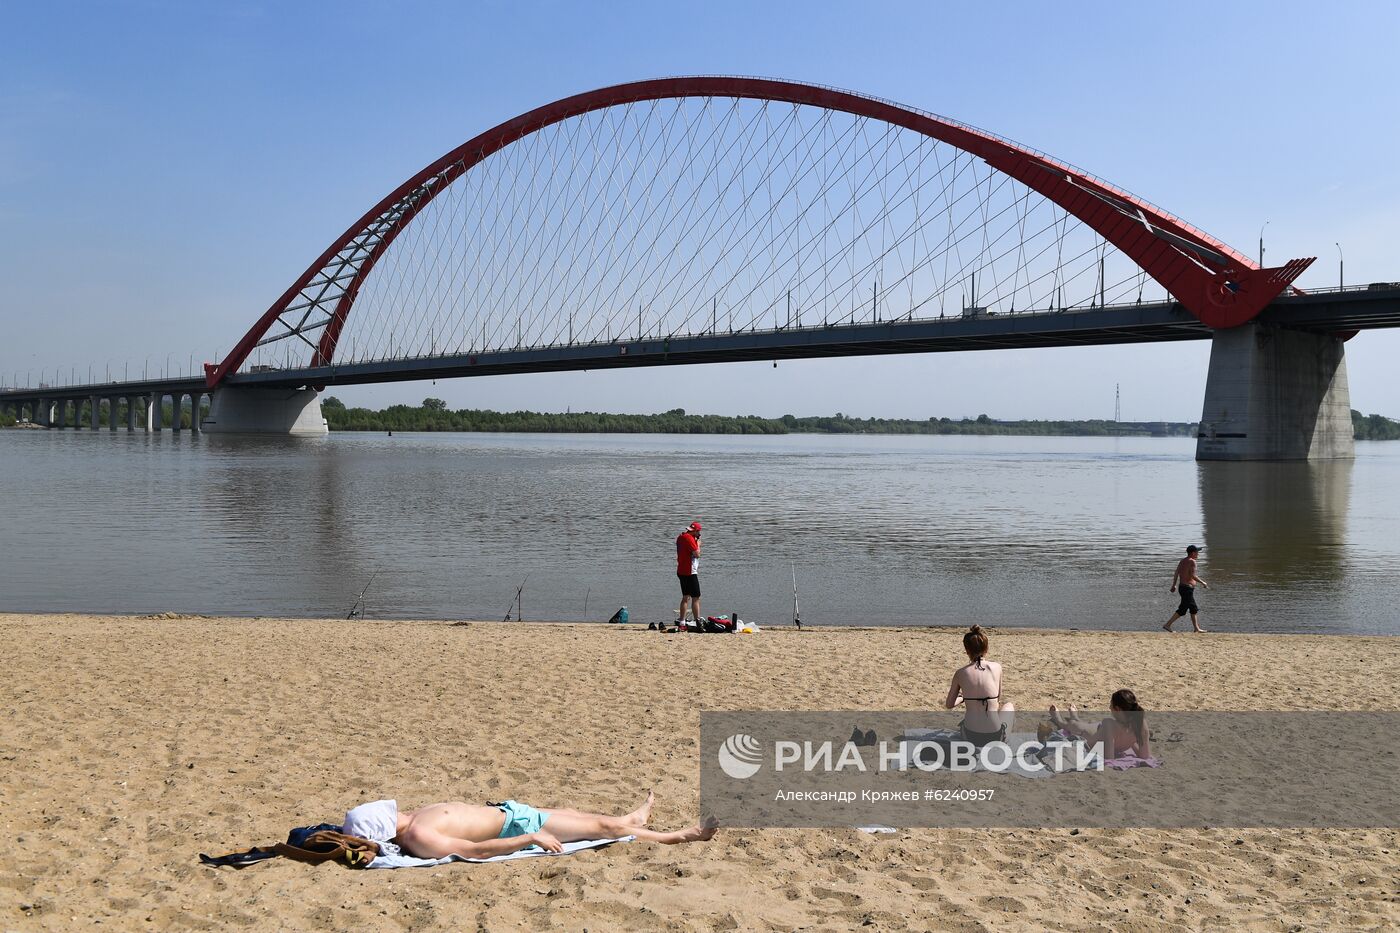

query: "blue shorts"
(491, 799), (548, 838)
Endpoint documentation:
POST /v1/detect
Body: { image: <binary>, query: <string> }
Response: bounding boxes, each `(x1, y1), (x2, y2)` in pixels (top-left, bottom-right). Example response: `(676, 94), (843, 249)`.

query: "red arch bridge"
(4, 77), (1398, 460)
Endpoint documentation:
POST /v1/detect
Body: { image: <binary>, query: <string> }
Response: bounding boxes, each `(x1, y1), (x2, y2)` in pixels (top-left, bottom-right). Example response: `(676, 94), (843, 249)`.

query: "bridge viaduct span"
(4, 77), (1396, 460)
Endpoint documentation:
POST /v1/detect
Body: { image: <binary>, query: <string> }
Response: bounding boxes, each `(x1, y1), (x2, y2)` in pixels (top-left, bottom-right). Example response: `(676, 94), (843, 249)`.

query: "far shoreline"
(314, 399), (1400, 440)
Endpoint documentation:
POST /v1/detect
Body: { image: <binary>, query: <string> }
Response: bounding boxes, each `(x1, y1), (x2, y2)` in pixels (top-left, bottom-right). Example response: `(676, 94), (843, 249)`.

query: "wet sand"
(2, 613), (1397, 931)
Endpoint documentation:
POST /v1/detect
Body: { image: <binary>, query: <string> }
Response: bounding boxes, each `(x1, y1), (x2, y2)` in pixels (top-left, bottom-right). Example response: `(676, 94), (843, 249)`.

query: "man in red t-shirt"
(675, 521), (702, 625)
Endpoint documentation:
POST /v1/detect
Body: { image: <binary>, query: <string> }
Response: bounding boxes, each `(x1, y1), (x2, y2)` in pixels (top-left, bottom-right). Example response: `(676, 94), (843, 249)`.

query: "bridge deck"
(3, 285), (1398, 401)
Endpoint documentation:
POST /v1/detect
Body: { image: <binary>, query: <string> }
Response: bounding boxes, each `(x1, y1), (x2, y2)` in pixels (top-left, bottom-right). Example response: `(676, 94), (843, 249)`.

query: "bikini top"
(963, 657), (1001, 706)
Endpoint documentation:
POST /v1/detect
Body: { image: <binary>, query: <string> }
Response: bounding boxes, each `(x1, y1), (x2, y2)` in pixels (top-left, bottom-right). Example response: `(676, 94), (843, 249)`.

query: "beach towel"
(367, 835), (633, 869)
(974, 731), (1065, 778)
(1104, 751), (1163, 770)
(892, 729), (1161, 777)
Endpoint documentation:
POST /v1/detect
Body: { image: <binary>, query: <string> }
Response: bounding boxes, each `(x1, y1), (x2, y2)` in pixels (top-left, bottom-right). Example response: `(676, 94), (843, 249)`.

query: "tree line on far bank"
(323, 397), (1178, 435)
(316, 396), (1394, 440)
(4, 400), (1398, 439)
(1353, 409), (1400, 440)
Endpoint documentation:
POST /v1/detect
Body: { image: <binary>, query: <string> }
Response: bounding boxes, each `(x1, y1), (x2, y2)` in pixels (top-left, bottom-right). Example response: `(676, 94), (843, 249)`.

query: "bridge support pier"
(1196, 322), (1354, 461)
(89, 395), (100, 430)
(203, 386), (327, 435)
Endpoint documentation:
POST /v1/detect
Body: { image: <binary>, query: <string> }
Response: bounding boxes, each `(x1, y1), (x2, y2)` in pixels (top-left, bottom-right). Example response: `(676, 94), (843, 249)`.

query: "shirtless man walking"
(343, 791), (715, 860)
(1163, 544), (1208, 633)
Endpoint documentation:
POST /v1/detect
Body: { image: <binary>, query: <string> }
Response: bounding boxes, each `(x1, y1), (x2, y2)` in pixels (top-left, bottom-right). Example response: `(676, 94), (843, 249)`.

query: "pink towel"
(1105, 752), (1162, 770)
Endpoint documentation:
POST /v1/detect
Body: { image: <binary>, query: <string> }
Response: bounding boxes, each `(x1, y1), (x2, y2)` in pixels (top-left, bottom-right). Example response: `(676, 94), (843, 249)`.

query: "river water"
(1, 430), (1396, 634)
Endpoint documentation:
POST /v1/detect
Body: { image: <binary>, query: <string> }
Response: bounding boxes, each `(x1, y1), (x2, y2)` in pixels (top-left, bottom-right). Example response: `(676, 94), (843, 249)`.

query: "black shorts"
(677, 574), (701, 598)
(1176, 585), (1199, 614)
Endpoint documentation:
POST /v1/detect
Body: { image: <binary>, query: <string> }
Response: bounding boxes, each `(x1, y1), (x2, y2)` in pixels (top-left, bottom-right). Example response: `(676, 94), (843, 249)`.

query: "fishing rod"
(346, 571), (379, 620)
(503, 574), (528, 622)
(792, 561), (802, 631)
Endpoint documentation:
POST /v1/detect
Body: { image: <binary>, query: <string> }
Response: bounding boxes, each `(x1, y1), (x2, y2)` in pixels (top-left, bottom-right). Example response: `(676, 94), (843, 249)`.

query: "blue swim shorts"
(491, 799), (548, 838)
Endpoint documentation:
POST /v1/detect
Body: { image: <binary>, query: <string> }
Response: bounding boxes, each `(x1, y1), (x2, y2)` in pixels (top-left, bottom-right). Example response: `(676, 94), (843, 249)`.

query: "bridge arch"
(208, 76), (1312, 387)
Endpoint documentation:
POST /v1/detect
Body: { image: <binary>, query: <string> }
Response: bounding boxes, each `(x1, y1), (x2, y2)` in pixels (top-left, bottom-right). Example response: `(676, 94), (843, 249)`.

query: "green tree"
(423, 397), (447, 411)
(1352, 409), (1400, 440)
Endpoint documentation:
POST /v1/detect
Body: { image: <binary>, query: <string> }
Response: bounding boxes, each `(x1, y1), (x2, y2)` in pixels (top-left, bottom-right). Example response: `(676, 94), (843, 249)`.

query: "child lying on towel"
(343, 791), (715, 860)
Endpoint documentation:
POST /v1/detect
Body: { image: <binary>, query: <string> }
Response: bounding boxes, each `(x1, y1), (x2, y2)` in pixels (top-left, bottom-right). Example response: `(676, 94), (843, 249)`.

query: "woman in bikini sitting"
(1049, 688), (1150, 759)
(944, 625), (1015, 746)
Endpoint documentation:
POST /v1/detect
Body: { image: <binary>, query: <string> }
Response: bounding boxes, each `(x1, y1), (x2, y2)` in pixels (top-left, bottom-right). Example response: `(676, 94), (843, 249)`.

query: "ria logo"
(718, 733), (763, 779)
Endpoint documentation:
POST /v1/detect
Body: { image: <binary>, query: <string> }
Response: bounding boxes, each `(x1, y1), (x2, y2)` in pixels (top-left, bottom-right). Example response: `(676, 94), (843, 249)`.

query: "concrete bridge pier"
(144, 394), (159, 432)
(108, 398), (118, 431)
(1196, 322), (1354, 461)
(203, 386), (327, 435)
(89, 395), (100, 430)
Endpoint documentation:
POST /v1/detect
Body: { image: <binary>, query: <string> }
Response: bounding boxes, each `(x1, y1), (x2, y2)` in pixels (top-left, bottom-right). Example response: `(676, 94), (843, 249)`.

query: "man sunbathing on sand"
(343, 792), (716, 860)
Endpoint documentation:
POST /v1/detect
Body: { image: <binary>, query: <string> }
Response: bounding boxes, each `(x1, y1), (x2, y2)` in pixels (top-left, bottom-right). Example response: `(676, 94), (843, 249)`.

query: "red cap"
(689, 521), (702, 532)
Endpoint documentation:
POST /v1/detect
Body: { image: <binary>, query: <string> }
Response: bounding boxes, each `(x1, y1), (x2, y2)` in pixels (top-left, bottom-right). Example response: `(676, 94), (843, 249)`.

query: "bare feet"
(1048, 705), (1065, 730)
(1067, 704), (1080, 722)
(625, 789), (655, 827)
(1162, 621), (1175, 632)
(1193, 625), (1207, 633)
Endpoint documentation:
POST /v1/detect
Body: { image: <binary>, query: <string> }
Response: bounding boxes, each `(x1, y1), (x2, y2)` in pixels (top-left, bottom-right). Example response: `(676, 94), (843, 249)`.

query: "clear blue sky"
(3, 0), (1397, 420)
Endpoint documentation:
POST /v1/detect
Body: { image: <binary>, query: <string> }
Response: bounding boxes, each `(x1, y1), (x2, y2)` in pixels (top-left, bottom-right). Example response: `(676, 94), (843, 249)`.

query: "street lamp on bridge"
(1336, 242), (1344, 290)
(1258, 221), (1269, 267)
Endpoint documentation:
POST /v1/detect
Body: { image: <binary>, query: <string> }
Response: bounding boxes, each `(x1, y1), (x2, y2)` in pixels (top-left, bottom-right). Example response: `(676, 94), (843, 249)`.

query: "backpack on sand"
(703, 615), (737, 633)
(273, 829), (381, 869)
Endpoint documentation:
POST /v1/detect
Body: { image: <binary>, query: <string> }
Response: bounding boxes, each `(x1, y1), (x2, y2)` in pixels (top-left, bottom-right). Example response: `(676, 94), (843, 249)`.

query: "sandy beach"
(2, 613), (1397, 931)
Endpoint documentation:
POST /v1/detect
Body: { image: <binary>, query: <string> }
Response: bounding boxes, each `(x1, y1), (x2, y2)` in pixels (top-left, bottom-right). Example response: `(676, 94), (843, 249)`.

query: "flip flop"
(199, 848), (279, 869)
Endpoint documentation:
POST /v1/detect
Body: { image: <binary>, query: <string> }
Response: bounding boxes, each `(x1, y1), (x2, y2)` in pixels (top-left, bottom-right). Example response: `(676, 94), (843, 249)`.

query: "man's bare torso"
(1176, 556), (1199, 586)
(397, 802), (506, 844)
